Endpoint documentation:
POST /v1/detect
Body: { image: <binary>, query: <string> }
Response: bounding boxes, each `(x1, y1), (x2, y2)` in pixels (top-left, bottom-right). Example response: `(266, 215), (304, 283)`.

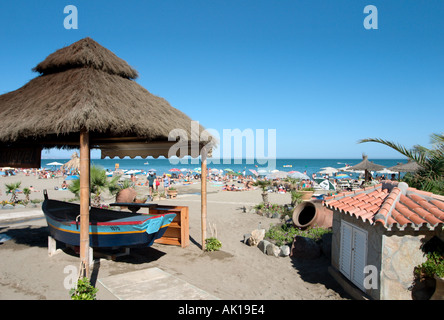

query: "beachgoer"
(163, 174), (170, 193)
(61, 181), (68, 189)
(155, 177), (160, 191)
(146, 172), (156, 199)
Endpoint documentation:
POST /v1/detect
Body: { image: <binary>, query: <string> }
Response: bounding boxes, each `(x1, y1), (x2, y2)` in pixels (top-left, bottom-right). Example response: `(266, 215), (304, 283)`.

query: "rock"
(247, 229), (265, 247)
(266, 243), (280, 257)
(279, 245), (290, 257)
(321, 233), (332, 259)
(15, 204), (25, 209)
(271, 213), (280, 219)
(290, 236), (321, 260)
(258, 240), (270, 254)
(243, 233), (251, 245)
(2, 204), (14, 210)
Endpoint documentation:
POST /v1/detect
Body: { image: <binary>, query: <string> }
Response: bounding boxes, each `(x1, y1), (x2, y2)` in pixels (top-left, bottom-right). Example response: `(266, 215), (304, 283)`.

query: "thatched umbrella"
(388, 160), (422, 180)
(62, 152), (80, 173)
(347, 154), (385, 182)
(0, 37), (215, 276)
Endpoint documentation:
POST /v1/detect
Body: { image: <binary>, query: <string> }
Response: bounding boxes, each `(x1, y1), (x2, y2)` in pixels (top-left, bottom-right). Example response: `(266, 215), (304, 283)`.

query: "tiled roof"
(324, 181), (444, 231)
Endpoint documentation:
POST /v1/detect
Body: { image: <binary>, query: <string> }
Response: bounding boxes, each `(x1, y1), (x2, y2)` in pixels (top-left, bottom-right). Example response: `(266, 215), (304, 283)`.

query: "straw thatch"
(388, 160), (422, 173)
(62, 152), (80, 171)
(348, 154), (385, 172)
(0, 37), (215, 152)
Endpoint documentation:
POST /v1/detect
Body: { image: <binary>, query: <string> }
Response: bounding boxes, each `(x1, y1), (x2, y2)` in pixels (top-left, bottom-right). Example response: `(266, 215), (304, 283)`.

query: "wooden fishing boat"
(42, 191), (176, 248)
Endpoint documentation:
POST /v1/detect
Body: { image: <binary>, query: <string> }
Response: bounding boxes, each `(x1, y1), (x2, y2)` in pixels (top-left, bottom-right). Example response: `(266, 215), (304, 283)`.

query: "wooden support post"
(201, 151), (207, 251)
(79, 129), (90, 277)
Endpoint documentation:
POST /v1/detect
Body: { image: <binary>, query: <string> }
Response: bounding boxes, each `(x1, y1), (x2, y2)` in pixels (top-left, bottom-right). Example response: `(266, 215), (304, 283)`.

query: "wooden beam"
(79, 129), (90, 277)
(201, 151), (207, 251)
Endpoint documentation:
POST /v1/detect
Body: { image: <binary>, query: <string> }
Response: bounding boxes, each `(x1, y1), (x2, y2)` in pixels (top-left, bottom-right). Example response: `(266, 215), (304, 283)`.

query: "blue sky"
(1, 1), (443, 159)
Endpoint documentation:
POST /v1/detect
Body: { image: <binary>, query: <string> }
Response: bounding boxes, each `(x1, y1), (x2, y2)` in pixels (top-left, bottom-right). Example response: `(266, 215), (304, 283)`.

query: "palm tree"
(23, 187), (31, 202)
(253, 179), (272, 204)
(5, 181), (21, 203)
(68, 166), (121, 207)
(358, 133), (444, 195)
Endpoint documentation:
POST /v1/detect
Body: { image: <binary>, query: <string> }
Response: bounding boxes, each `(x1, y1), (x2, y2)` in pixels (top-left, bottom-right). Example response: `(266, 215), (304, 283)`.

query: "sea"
(40, 158), (406, 178)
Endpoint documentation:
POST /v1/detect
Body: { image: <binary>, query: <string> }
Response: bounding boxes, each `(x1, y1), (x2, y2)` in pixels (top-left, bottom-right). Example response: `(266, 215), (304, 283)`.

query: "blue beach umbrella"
(65, 175), (79, 180)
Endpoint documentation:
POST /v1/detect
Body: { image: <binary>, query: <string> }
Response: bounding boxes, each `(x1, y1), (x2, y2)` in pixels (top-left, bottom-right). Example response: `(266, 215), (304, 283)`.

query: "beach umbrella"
(334, 173), (351, 179)
(388, 160), (422, 180)
(169, 168), (180, 172)
(249, 169), (259, 176)
(266, 171), (288, 179)
(47, 161), (64, 166)
(224, 168), (234, 172)
(0, 37), (217, 275)
(148, 168), (156, 172)
(314, 178), (335, 191)
(288, 171), (310, 180)
(347, 154), (385, 182)
(319, 167), (338, 175)
(388, 160), (422, 173)
(180, 168), (189, 172)
(62, 152), (80, 173)
(377, 168), (397, 174)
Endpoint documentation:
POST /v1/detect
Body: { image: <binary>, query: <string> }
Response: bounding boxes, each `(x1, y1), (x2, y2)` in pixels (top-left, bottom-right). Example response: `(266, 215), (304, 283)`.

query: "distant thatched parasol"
(388, 160), (422, 173)
(348, 154), (385, 182)
(62, 152), (80, 172)
(0, 37), (216, 276)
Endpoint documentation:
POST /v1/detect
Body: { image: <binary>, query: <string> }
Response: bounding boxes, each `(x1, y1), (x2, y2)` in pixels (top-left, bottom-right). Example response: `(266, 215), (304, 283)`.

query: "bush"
(70, 277), (98, 300)
(265, 223), (331, 247)
(415, 251), (444, 279)
(205, 237), (222, 252)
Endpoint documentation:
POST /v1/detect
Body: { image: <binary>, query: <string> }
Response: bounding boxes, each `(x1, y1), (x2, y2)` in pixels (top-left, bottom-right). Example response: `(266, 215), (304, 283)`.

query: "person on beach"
(146, 172), (156, 200)
(163, 174), (170, 194)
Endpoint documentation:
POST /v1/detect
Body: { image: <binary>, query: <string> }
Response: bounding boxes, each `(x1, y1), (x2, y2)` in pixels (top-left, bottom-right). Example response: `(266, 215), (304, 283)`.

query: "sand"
(0, 172), (350, 300)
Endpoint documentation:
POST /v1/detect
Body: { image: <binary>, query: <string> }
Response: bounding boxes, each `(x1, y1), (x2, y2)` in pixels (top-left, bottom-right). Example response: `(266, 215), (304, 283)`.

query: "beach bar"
(0, 37), (215, 277)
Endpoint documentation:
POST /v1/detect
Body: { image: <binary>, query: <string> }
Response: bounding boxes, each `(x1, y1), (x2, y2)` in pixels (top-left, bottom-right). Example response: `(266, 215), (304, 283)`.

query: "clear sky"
(0, 1), (443, 159)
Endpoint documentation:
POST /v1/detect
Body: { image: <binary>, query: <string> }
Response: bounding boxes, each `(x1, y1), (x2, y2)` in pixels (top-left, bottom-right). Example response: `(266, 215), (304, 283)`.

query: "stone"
(2, 204), (14, 210)
(279, 245), (290, 257)
(247, 229), (265, 247)
(290, 236), (321, 260)
(258, 240), (270, 254)
(266, 243), (280, 257)
(271, 213), (280, 219)
(243, 233), (251, 245)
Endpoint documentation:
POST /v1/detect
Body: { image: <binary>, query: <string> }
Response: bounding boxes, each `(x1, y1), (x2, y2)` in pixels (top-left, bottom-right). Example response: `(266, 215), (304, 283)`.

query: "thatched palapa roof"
(0, 37), (214, 158)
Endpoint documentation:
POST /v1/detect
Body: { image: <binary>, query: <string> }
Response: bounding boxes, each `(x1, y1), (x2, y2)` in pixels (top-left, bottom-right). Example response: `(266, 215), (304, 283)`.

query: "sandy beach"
(0, 172), (350, 300)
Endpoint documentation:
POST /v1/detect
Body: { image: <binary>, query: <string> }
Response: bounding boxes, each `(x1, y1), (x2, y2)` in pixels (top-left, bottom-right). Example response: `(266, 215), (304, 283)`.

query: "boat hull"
(43, 199), (175, 248)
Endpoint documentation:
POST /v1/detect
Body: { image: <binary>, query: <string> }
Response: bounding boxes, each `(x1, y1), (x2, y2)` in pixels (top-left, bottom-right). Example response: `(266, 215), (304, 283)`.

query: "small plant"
(23, 187), (31, 202)
(205, 237), (222, 252)
(290, 190), (304, 207)
(415, 251), (444, 279)
(69, 277), (98, 300)
(265, 223), (331, 247)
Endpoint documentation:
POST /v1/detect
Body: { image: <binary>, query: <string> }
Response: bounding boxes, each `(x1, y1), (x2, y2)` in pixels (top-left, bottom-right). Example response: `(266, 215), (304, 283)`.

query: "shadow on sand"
(290, 255), (352, 299)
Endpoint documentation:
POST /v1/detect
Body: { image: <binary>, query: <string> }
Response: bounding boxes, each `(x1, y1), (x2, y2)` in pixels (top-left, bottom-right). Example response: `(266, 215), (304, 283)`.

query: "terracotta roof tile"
(324, 180), (444, 231)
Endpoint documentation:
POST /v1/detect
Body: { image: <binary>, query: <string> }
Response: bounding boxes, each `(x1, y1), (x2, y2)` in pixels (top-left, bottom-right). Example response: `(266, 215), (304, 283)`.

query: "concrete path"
(97, 267), (219, 300)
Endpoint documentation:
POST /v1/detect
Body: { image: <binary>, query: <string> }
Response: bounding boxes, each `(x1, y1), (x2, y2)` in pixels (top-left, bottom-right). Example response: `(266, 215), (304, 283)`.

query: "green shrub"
(70, 277), (98, 300)
(265, 223), (331, 247)
(205, 237), (222, 252)
(415, 251), (444, 278)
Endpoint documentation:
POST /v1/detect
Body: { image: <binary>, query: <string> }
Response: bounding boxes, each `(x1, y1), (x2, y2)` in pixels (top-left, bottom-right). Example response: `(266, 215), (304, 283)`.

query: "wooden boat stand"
(48, 235), (130, 265)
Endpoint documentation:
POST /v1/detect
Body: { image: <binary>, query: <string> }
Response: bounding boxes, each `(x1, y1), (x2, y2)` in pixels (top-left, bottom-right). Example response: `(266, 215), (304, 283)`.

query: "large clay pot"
(430, 275), (444, 300)
(300, 190), (314, 201)
(292, 200), (333, 229)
